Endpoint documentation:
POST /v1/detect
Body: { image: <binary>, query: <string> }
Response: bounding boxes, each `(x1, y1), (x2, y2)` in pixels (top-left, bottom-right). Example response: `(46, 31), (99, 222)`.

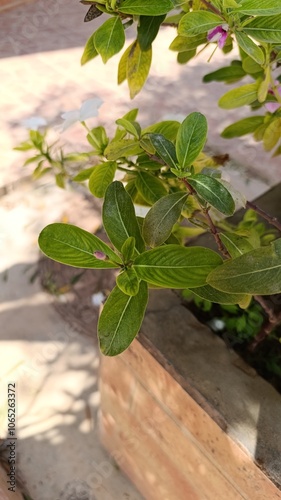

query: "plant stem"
(182, 178), (230, 258)
(246, 200), (281, 232)
(200, 0), (223, 17)
(249, 306), (281, 351)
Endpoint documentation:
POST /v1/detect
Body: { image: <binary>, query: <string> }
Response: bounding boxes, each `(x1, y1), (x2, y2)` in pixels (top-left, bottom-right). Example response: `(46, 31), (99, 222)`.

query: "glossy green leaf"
(143, 191), (188, 247)
(207, 239), (281, 295)
(263, 118), (281, 151)
(94, 17), (125, 63)
(176, 112), (208, 168)
(98, 281), (148, 356)
(218, 82), (259, 109)
(203, 65), (246, 83)
(88, 161), (117, 198)
(189, 284), (247, 304)
(142, 121), (180, 142)
(104, 139), (142, 160)
(221, 116), (265, 138)
(136, 171), (168, 205)
(116, 268), (140, 296)
(121, 236), (136, 262)
(236, 0), (281, 16)
(178, 11), (223, 37)
(137, 15), (166, 51)
(72, 167), (95, 182)
(149, 134), (178, 169)
(220, 232), (254, 258)
(234, 31), (265, 65)
(127, 41), (152, 98)
(243, 15), (281, 44)
(103, 181), (145, 253)
(133, 245), (222, 288)
(118, 0), (173, 15)
(81, 33), (98, 65)
(188, 175), (235, 215)
(116, 118), (140, 138)
(38, 223), (121, 268)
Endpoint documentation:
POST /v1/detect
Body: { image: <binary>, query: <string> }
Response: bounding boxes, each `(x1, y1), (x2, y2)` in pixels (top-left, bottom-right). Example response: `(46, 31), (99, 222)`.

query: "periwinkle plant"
(16, 0), (281, 355)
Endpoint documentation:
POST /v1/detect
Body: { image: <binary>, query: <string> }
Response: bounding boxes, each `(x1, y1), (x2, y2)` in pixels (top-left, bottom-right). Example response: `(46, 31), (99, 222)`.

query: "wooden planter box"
(99, 185), (281, 499)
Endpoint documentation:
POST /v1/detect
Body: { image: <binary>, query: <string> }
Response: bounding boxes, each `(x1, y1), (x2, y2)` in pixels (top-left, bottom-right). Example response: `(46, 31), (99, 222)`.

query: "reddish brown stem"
(200, 0), (223, 17)
(249, 307), (281, 351)
(246, 200), (281, 232)
(182, 178), (230, 258)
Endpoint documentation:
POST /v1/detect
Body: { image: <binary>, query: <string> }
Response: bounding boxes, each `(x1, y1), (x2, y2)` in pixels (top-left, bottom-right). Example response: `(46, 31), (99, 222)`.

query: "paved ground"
(0, 1), (280, 499)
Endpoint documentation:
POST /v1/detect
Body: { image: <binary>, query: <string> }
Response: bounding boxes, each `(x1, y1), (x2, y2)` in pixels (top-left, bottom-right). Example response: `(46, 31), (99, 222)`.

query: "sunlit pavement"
(0, 1), (280, 498)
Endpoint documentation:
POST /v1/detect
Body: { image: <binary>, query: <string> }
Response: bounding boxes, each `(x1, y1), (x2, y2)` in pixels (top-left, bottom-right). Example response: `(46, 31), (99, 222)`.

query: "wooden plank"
(100, 341), (281, 499)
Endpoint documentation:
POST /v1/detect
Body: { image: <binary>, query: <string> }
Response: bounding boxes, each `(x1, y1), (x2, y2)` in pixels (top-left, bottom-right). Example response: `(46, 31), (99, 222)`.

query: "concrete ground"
(0, 1), (280, 499)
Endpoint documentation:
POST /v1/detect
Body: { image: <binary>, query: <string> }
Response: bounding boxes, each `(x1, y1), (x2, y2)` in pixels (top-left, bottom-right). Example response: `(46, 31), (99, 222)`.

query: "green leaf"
(118, 43), (131, 84)
(103, 181), (145, 253)
(243, 15), (281, 44)
(203, 65), (246, 83)
(116, 268), (140, 296)
(242, 56), (262, 74)
(169, 34), (206, 52)
(142, 121), (180, 142)
(188, 175), (235, 215)
(218, 82), (259, 109)
(234, 31), (265, 65)
(220, 232), (254, 258)
(55, 173), (65, 189)
(137, 154), (162, 171)
(236, 0), (281, 16)
(189, 284), (247, 304)
(98, 281), (148, 356)
(104, 139), (142, 160)
(177, 49), (197, 64)
(121, 236), (136, 262)
(263, 118), (281, 151)
(137, 15), (166, 51)
(122, 108), (139, 121)
(178, 11), (223, 37)
(143, 191), (188, 247)
(133, 245), (222, 288)
(149, 134), (178, 168)
(115, 118), (140, 138)
(87, 126), (108, 154)
(221, 116), (265, 138)
(118, 0), (173, 15)
(207, 239), (281, 295)
(72, 167), (95, 182)
(81, 33), (98, 65)
(94, 17), (125, 63)
(135, 171), (168, 205)
(38, 223), (121, 269)
(88, 161), (117, 198)
(176, 112), (208, 168)
(14, 142), (33, 151)
(127, 40), (152, 98)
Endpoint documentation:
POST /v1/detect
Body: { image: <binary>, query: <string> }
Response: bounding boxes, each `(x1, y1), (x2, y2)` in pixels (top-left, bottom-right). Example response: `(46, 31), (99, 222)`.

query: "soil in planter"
(182, 293), (281, 395)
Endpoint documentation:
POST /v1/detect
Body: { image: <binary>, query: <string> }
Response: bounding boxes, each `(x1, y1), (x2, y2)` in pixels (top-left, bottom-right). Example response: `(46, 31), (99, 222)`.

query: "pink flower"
(207, 24), (229, 49)
(93, 251), (107, 260)
(265, 83), (281, 113)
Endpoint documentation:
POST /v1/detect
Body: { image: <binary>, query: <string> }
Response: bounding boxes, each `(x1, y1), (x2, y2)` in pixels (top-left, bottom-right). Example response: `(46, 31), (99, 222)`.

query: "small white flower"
(60, 98), (103, 131)
(21, 116), (47, 130)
